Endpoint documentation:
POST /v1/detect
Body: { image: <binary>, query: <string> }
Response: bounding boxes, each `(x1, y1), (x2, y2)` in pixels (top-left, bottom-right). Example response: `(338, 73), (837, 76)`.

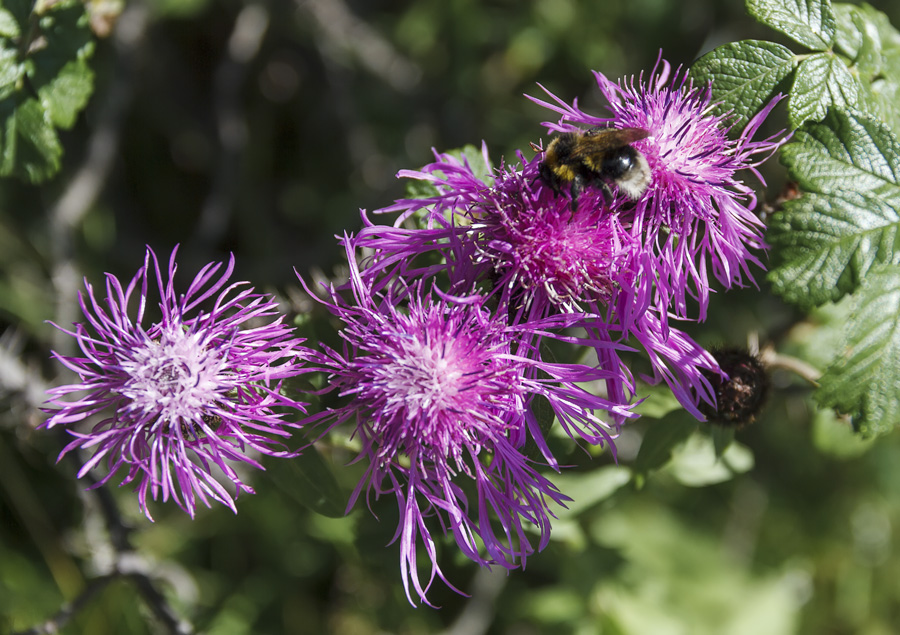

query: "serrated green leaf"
(768, 193), (900, 307)
(850, 3), (900, 134)
(404, 144), (494, 203)
(0, 9), (19, 38)
(855, 2), (900, 56)
(446, 144), (495, 185)
(788, 53), (864, 127)
(869, 77), (900, 136)
(833, 4), (883, 80)
(266, 445), (347, 518)
(747, 0), (836, 50)
(37, 58), (94, 129)
(780, 108), (900, 197)
(815, 262), (900, 436)
(834, 4), (864, 58)
(0, 96), (62, 182)
(404, 177), (440, 200)
(31, 1), (95, 129)
(0, 0), (94, 181)
(690, 40), (794, 128)
(0, 47), (24, 100)
(768, 109), (900, 307)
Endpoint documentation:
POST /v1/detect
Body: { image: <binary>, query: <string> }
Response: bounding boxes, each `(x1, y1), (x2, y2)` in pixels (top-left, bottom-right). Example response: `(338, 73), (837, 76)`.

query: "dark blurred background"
(4, 0), (900, 633)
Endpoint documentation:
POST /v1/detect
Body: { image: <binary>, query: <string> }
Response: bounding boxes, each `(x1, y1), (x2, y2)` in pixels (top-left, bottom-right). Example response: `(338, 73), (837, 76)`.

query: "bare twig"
(759, 343), (822, 387)
(297, 0), (421, 92)
(191, 3), (270, 249)
(129, 572), (195, 635)
(440, 566), (508, 635)
(0, 329), (49, 409)
(11, 574), (118, 635)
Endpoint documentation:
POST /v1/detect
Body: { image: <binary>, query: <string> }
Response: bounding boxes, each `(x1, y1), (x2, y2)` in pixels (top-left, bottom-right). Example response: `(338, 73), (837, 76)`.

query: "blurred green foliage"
(3, 0), (900, 633)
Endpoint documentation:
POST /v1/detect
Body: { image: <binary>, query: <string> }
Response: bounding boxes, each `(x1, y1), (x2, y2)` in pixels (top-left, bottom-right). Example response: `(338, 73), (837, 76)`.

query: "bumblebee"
(538, 127), (651, 208)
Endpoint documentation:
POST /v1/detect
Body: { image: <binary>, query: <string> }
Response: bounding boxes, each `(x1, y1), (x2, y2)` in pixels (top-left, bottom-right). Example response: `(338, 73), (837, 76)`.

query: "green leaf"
(633, 412), (698, 477)
(521, 392), (557, 463)
(834, 3), (883, 80)
(815, 262), (900, 436)
(0, 46), (25, 100)
(31, 2), (95, 129)
(768, 109), (900, 308)
(855, 3), (900, 134)
(747, 0), (836, 50)
(690, 40), (794, 128)
(453, 143), (494, 185)
(0, 96), (63, 181)
(266, 446), (347, 518)
(768, 193), (900, 307)
(788, 53), (864, 127)
(811, 406), (875, 457)
(869, 76), (900, 137)
(710, 425), (736, 457)
(0, 9), (19, 38)
(830, 3), (900, 133)
(781, 108), (900, 196)
(666, 433), (754, 487)
(0, 0), (94, 182)
(37, 58), (94, 129)
(403, 144), (494, 210)
(551, 466), (632, 519)
(631, 381), (683, 419)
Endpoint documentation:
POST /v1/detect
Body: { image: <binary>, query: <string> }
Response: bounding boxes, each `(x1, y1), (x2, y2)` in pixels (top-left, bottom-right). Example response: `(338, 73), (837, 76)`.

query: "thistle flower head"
(302, 238), (634, 605)
(43, 247), (308, 520)
(367, 148), (648, 324)
(529, 57), (787, 320)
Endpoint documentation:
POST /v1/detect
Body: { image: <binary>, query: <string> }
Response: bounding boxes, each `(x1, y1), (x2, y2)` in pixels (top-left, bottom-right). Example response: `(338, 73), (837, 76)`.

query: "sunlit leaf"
(747, 0), (836, 50)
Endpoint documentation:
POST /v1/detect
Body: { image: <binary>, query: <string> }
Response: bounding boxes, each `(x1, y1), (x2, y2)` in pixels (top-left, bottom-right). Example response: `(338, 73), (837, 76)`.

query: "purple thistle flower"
(300, 238), (634, 605)
(43, 246), (308, 520)
(359, 146), (719, 417)
(528, 57), (788, 320)
(370, 148), (643, 322)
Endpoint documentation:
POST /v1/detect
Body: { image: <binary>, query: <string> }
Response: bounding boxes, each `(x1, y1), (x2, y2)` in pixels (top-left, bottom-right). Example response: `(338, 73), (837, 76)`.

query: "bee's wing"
(580, 126), (650, 150)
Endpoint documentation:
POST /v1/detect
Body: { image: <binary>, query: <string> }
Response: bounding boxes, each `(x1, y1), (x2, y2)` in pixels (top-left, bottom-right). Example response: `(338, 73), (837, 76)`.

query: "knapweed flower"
(359, 145), (720, 417)
(300, 238), (634, 605)
(366, 147), (644, 323)
(529, 56), (787, 321)
(43, 246), (308, 520)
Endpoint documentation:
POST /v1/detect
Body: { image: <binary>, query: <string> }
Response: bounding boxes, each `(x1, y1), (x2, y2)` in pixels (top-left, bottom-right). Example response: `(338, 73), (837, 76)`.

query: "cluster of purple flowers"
(323, 58), (785, 603)
(43, 57), (785, 606)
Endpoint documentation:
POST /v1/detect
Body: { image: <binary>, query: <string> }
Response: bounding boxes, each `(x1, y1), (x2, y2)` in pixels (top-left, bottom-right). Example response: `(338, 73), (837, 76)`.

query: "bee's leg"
(569, 174), (587, 211)
(599, 181), (616, 206)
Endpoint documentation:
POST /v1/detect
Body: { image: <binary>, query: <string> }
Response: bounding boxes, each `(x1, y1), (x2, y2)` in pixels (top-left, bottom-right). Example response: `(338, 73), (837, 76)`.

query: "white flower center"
(119, 324), (227, 426)
(386, 335), (464, 417)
